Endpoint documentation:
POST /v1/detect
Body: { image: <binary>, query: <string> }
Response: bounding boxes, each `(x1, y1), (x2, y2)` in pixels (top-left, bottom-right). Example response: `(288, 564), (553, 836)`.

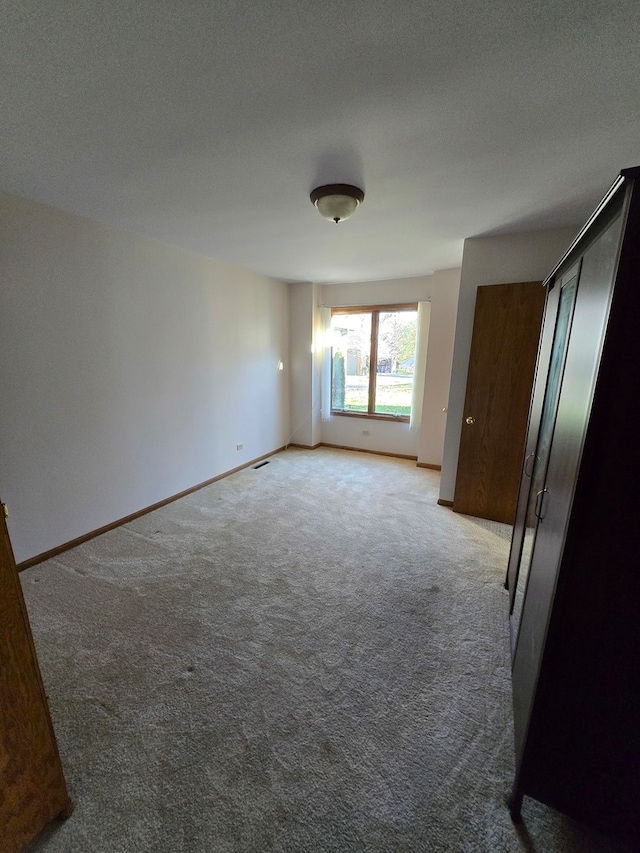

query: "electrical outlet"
(236, 443), (244, 451)
(362, 430), (370, 436)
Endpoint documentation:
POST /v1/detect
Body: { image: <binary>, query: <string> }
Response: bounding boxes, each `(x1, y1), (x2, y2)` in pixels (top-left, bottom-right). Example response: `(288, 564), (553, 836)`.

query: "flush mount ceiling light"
(310, 184), (364, 223)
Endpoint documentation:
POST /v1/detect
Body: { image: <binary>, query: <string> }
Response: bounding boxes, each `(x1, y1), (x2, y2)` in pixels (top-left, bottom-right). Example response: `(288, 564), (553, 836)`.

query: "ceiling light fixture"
(310, 184), (364, 224)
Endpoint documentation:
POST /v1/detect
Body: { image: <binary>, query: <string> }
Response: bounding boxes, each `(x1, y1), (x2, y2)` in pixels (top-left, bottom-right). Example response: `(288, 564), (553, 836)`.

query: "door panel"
(0, 509), (71, 852)
(507, 264), (580, 628)
(511, 207), (624, 767)
(453, 282), (545, 524)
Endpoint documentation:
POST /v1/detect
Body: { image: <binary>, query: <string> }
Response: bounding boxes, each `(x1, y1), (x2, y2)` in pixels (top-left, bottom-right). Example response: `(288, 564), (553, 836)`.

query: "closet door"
(511, 205), (625, 768)
(507, 263), (580, 646)
(0, 509), (71, 852)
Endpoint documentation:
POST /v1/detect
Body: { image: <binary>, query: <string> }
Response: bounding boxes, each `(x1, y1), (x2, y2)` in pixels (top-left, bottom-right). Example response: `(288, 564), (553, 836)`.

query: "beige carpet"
(22, 448), (629, 852)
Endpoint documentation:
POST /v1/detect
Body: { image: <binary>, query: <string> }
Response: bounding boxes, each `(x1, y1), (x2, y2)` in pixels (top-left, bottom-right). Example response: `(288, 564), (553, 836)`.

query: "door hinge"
(1, 503), (8, 519)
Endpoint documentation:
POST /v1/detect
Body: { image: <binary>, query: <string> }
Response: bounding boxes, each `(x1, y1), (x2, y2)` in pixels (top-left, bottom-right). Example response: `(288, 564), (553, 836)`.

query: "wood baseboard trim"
(287, 442), (322, 450)
(416, 462), (442, 470)
(319, 443), (418, 461)
(17, 446), (286, 572)
(437, 498), (454, 507)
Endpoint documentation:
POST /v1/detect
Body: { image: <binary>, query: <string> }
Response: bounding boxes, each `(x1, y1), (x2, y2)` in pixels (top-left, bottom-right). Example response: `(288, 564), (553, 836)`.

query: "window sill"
(330, 410), (410, 424)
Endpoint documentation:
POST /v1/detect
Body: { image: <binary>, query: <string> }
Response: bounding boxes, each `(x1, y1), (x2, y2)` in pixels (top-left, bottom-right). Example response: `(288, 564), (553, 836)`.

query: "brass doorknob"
(465, 416), (475, 425)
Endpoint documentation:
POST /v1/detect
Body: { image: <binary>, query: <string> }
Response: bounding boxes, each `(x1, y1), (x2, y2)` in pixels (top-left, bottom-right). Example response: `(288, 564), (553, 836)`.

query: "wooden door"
(0, 505), (71, 852)
(453, 282), (545, 524)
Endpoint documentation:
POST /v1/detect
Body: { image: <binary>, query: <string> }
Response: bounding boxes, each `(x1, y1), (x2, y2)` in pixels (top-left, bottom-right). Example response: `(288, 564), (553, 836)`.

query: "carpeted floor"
(22, 448), (630, 852)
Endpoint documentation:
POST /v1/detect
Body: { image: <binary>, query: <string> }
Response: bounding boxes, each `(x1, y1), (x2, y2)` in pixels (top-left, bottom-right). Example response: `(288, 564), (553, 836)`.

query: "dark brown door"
(0, 505), (71, 852)
(453, 282), (545, 524)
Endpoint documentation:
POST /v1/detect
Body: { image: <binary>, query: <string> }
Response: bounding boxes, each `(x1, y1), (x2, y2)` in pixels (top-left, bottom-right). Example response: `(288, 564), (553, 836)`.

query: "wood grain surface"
(453, 282), (545, 524)
(1, 512), (71, 852)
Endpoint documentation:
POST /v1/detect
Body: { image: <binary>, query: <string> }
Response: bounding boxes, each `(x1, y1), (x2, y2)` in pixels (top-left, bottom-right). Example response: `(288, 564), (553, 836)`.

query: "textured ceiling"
(1, 0), (639, 283)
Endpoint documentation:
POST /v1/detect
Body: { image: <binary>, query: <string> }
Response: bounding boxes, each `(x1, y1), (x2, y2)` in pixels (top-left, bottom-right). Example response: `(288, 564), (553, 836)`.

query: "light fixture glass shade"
(310, 184), (364, 223)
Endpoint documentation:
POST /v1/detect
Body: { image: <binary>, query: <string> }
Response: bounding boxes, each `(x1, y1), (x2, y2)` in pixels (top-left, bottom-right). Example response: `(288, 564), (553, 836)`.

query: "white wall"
(288, 283), (314, 447)
(320, 277), (433, 309)
(288, 282), (322, 447)
(417, 267), (461, 467)
(439, 227), (578, 503)
(311, 286), (323, 446)
(0, 192), (289, 563)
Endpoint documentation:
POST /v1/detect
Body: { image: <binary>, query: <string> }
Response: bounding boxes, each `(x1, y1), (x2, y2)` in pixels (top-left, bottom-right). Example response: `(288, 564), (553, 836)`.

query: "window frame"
(330, 302), (418, 423)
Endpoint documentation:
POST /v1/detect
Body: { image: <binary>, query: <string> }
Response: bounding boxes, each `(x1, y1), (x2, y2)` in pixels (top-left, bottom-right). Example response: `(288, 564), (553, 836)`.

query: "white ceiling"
(2, 0), (639, 283)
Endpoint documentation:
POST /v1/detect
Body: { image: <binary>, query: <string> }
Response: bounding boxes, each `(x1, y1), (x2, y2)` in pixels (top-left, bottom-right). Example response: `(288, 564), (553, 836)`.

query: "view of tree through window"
(331, 305), (418, 419)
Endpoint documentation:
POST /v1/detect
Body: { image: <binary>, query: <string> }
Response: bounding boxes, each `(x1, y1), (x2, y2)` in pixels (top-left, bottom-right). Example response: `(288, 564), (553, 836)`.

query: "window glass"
(330, 306), (418, 420)
(375, 310), (417, 417)
(331, 312), (371, 412)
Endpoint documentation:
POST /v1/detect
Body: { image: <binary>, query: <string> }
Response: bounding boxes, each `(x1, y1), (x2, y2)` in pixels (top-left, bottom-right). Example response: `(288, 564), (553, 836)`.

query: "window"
(330, 304), (418, 421)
